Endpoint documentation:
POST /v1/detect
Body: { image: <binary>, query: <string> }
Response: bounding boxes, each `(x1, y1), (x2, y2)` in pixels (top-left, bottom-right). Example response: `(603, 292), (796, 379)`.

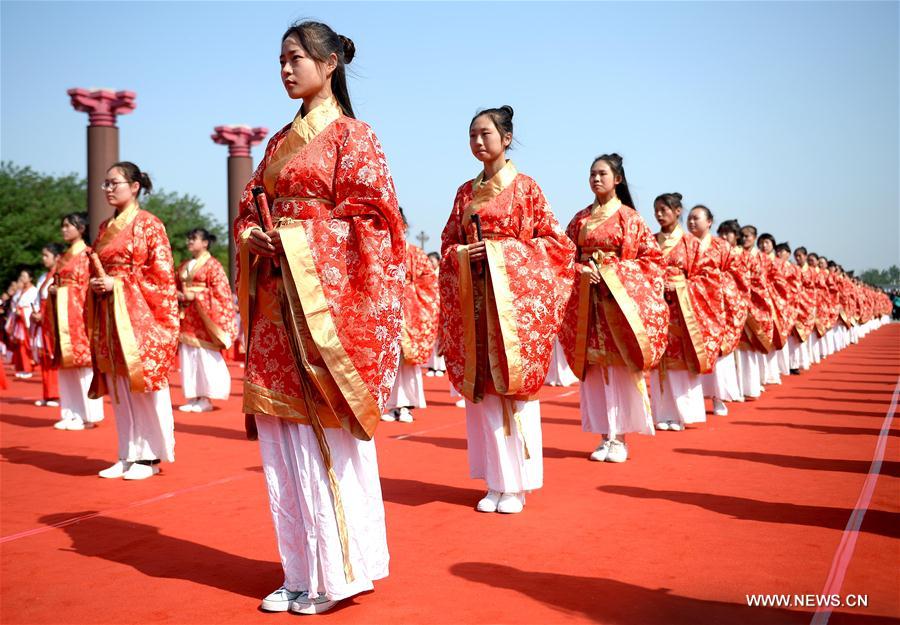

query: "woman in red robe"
(440, 106), (574, 514)
(175, 228), (236, 413)
(805, 252), (829, 363)
(382, 235), (438, 423)
(234, 22), (404, 614)
(756, 234), (789, 383)
(649, 194), (723, 431)
(735, 225), (774, 398)
(48, 213), (104, 430)
(32, 243), (62, 407)
(689, 210), (747, 416)
(559, 154), (667, 463)
(87, 162), (179, 480)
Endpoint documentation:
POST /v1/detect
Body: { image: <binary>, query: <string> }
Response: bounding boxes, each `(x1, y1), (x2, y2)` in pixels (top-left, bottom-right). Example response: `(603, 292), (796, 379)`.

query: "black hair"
(717, 219), (741, 237)
(427, 251), (440, 262)
(398, 205), (408, 228)
(741, 225), (758, 236)
(187, 228), (216, 247)
(795, 246), (807, 255)
(43, 242), (64, 256)
(654, 192), (683, 213)
(110, 161), (152, 196)
(757, 233), (776, 249)
(591, 153), (636, 210)
(775, 242), (791, 254)
(807, 252), (819, 260)
(470, 105), (514, 149)
(282, 21), (355, 118)
(690, 204), (714, 222)
(827, 260), (837, 269)
(61, 211), (90, 243)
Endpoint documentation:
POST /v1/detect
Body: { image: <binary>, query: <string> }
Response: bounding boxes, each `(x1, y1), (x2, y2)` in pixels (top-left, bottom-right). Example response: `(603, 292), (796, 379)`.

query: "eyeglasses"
(100, 180), (129, 191)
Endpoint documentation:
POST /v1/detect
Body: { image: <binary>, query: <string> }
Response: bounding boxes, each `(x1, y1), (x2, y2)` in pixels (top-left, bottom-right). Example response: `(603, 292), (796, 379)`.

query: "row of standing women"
(8, 19), (891, 616)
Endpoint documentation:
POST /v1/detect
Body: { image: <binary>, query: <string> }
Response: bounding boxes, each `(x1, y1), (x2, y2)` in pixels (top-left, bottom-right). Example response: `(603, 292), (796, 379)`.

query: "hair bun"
(338, 35), (355, 64)
(499, 105), (514, 118)
(673, 192), (683, 201)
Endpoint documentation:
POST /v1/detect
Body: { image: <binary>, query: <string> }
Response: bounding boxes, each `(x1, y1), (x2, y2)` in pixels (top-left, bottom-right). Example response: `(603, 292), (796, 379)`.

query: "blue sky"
(2, 1), (898, 272)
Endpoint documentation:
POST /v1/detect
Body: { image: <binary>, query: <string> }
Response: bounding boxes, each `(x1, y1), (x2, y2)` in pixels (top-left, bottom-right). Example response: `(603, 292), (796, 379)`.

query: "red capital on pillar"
(67, 88), (137, 127)
(211, 126), (269, 157)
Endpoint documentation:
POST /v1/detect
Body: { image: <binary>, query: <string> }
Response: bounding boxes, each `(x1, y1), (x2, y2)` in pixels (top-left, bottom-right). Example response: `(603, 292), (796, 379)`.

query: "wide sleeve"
(682, 236), (724, 372)
(437, 186), (470, 389)
(194, 259), (238, 348)
(401, 246), (440, 365)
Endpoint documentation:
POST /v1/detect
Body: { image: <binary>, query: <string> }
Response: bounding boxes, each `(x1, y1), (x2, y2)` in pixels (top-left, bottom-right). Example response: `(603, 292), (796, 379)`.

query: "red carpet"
(1, 325), (898, 624)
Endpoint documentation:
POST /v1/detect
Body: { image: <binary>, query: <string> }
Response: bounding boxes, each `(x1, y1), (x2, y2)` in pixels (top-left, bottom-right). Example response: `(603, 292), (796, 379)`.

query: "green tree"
(859, 265), (900, 287)
(0, 162), (227, 286)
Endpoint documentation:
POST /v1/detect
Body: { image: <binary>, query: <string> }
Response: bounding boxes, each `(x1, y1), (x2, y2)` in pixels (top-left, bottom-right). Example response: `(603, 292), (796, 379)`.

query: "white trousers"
(735, 349), (762, 399)
(465, 394), (543, 493)
(179, 343), (231, 400)
(825, 330), (836, 356)
(256, 415), (388, 601)
(385, 361), (426, 410)
(701, 352), (743, 402)
(788, 335), (811, 371)
(763, 350), (781, 385)
(850, 325), (859, 344)
(580, 365), (654, 437)
(108, 375), (175, 462)
(544, 338), (578, 387)
(777, 343), (791, 375)
(59, 367), (104, 424)
(649, 369), (706, 425)
(425, 346), (446, 372)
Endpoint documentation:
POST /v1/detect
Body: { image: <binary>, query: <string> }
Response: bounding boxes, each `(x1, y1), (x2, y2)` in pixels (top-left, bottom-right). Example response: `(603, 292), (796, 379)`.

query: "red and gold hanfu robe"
(439, 161), (575, 402)
(793, 263), (818, 342)
(234, 96), (405, 441)
(655, 226), (723, 374)
(400, 242), (439, 366)
(47, 240), (92, 369)
(811, 267), (832, 337)
(738, 247), (775, 353)
(559, 198), (668, 377)
(176, 251), (237, 351)
(706, 237), (749, 356)
(86, 203), (179, 395)
(838, 275), (859, 328)
(761, 252), (795, 349)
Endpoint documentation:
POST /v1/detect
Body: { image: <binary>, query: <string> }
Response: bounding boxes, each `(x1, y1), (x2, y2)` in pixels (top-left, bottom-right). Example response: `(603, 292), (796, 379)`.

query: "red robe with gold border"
(400, 242), (439, 366)
(46, 240), (92, 369)
(705, 237), (749, 356)
(738, 247), (775, 354)
(176, 252), (237, 351)
(439, 160), (574, 403)
(793, 263), (818, 342)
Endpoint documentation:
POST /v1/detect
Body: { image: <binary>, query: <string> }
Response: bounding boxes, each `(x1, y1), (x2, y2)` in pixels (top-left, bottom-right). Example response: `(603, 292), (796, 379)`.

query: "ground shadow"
(672, 448), (899, 479)
(450, 561), (896, 625)
(39, 512), (280, 599)
(731, 420), (898, 437)
(540, 416), (583, 426)
(599, 485), (900, 539)
(0, 412), (58, 428)
(773, 396), (891, 406)
(400, 435), (586, 460)
(753, 406), (887, 418)
(1, 446), (109, 476)
(380, 476), (483, 508)
(174, 421), (247, 441)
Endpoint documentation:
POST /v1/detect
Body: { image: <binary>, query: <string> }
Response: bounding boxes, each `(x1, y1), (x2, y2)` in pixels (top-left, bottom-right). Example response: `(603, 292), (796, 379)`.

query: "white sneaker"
(656, 421), (670, 431)
(454, 399), (466, 408)
(668, 422), (684, 432)
(194, 398), (213, 413)
(397, 407), (413, 423)
(380, 411), (397, 422)
(476, 490), (502, 513)
(99, 460), (132, 478)
(606, 440), (628, 463)
(34, 399), (46, 406)
(426, 370), (436, 377)
(712, 398), (728, 416)
(46, 400), (59, 407)
(590, 440), (611, 462)
(66, 420), (86, 431)
(261, 587), (307, 612)
(53, 419), (70, 430)
(178, 400), (198, 413)
(290, 595), (340, 615)
(122, 462), (160, 480)
(497, 492), (524, 514)
(435, 371), (445, 377)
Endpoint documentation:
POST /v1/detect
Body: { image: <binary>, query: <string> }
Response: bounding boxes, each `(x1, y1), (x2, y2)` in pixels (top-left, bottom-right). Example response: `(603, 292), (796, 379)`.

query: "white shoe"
(99, 460), (132, 479)
(434, 371), (445, 377)
(122, 462), (160, 480)
(497, 492), (524, 514)
(476, 490), (501, 513)
(426, 370), (436, 377)
(53, 419), (70, 430)
(656, 421), (670, 431)
(34, 399), (46, 407)
(290, 595), (340, 615)
(194, 398), (213, 413)
(712, 398), (728, 416)
(397, 407), (413, 423)
(606, 440), (628, 463)
(590, 440), (611, 462)
(178, 400), (198, 413)
(46, 400), (59, 407)
(454, 399), (466, 408)
(260, 587), (307, 612)
(380, 410), (397, 422)
(668, 422), (684, 432)
(66, 420), (86, 431)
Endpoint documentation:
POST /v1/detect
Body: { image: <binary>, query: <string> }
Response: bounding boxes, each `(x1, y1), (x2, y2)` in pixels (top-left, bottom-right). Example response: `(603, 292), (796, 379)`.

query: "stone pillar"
(211, 125), (268, 283)
(67, 88), (137, 242)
